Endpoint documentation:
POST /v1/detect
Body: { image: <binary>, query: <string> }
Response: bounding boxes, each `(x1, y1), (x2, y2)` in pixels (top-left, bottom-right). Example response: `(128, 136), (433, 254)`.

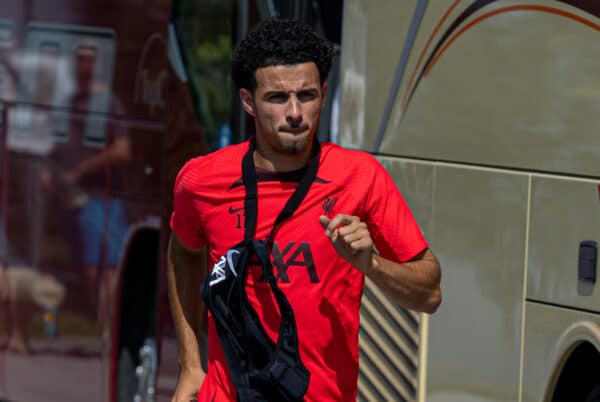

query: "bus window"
(172, 0), (235, 151)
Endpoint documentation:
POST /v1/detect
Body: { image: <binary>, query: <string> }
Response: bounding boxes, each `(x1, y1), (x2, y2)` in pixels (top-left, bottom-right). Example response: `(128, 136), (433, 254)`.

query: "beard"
(278, 136), (309, 155)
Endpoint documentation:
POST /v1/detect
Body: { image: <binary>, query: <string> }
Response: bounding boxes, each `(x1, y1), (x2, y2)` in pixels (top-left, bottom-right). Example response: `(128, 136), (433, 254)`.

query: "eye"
(266, 93), (288, 103)
(297, 90), (318, 102)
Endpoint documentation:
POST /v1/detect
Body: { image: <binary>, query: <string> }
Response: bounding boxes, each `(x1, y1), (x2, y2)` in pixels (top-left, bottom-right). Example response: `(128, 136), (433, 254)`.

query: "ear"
(320, 82), (328, 108)
(239, 88), (256, 117)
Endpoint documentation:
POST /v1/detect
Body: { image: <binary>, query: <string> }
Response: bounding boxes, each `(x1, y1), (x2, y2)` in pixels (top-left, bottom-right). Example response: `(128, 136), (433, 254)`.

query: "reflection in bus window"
(9, 24), (116, 149)
(73, 43), (107, 147)
(0, 63), (8, 96)
(0, 19), (14, 45)
(36, 42), (59, 103)
(173, 0), (234, 150)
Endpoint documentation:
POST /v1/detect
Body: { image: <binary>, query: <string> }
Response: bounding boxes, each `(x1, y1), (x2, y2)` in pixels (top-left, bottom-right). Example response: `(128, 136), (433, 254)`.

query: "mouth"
(280, 126), (309, 135)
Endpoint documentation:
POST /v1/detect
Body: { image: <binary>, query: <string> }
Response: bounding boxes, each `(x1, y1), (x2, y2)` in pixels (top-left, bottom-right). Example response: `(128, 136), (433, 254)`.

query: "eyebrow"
(263, 88), (319, 96)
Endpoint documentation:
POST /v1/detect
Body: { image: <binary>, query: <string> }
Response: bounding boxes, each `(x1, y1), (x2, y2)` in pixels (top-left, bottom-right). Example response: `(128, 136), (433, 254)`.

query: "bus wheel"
(117, 345), (137, 402)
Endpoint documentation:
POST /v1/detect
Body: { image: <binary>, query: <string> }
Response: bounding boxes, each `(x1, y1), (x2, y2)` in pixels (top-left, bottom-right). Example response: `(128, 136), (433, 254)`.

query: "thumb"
(319, 215), (337, 242)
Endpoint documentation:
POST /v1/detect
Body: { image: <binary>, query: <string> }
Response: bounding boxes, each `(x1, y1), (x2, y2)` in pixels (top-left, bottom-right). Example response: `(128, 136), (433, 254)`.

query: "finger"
(341, 228), (371, 245)
(338, 221), (367, 237)
(349, 237), (373, 251)
(341, 238), (373, 257)
(319, 215), (330, 229)
(325, 214), (359, 235)
(319, 215), (338, 240)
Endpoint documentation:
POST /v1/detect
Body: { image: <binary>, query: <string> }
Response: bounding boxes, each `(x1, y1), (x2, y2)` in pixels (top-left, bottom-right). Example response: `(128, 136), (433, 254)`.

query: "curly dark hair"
(232, 18), (335, 91)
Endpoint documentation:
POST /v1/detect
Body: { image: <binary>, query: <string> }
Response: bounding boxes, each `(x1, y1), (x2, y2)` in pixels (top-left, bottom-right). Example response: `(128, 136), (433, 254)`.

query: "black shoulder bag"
(201, 139), (320, 401)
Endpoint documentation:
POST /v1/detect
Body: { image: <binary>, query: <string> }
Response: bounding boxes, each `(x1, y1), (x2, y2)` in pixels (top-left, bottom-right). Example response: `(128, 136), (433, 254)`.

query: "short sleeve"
(169, 161), (207, 249)
(363, 159), (428, 262)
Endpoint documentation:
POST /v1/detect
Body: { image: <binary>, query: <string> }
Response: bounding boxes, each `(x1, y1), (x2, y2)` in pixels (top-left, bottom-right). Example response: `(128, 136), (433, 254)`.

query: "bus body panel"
(339, 0), (600, 400)
(528, 176), (600, 312)
(341, 1), (600, 177)
(427, 166), (528, 401)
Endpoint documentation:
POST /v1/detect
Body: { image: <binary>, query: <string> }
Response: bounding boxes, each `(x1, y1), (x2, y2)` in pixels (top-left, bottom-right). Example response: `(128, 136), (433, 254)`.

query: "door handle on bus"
(578, 240), (597, 283)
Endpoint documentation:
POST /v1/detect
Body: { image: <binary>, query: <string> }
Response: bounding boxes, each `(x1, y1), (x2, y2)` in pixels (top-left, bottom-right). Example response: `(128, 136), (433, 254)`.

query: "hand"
(319, 214), (374, 273)
(171, 366), (205, 402)
(38, 168), (54, 192)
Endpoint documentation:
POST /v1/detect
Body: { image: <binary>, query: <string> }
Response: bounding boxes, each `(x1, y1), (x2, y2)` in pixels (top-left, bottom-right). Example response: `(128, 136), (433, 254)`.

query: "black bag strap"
(223, 138), (317, 401)
(242, 139), (320, 246)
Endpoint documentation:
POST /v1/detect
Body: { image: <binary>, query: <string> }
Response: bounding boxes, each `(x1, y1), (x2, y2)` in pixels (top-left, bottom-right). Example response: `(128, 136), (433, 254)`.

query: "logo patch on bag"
(209, 248), (241, 286)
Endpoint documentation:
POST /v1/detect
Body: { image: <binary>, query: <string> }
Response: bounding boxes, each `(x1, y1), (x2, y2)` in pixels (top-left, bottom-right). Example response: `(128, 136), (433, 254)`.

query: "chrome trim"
(134, 338), (158, 402)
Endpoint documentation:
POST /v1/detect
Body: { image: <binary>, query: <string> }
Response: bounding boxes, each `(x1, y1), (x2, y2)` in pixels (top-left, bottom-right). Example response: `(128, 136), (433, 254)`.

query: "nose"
(286, 95), (302, 127)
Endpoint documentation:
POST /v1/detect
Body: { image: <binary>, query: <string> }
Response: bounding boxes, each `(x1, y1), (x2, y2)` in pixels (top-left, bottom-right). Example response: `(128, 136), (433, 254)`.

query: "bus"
(337, 0), (600, 401)
(0, 1), (342, 401)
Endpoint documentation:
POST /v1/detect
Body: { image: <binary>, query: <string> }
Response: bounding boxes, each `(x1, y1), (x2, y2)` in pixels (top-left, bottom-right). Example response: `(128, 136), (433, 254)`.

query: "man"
(168, 18), (441, 402)
(39, 43), (130, 317)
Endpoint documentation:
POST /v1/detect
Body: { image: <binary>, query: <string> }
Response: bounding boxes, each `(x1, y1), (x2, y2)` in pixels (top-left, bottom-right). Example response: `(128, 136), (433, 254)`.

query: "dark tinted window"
(173, 0), (235, 151)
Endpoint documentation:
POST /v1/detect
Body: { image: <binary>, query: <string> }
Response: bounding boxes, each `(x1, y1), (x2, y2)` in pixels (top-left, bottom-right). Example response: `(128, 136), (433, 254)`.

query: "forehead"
(254, 62), (321, 91)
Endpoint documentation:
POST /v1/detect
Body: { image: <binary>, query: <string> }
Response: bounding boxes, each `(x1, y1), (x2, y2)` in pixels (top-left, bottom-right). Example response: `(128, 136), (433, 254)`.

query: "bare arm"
(319, 214), (441, 314)
(65, 135), (131, 182)
(167, 233), (208, 402)
(368, 249), (441, 313)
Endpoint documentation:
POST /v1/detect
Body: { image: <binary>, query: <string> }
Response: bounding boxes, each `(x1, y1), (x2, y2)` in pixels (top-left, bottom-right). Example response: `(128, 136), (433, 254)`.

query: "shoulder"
(174, 141), (249, 195)
(321, 142), (381, 164)
(319, 142), (385, 177)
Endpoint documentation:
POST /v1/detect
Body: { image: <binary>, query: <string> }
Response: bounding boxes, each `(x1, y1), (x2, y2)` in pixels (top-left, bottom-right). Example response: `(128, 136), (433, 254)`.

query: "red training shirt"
(170, 140), (428, 401)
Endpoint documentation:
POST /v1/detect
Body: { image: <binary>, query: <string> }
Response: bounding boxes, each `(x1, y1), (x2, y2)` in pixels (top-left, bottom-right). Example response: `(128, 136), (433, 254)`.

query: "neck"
(253, 140), (314, 172)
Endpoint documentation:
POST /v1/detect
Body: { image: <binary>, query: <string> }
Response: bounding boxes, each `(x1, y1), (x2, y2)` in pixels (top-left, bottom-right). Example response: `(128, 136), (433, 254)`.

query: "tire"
(117, 346), (138, 402)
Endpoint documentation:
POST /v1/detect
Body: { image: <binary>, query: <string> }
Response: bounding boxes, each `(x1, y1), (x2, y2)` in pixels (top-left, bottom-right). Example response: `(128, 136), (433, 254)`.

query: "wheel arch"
(109, 220), (162, 402)
(543, 320), (600, 402)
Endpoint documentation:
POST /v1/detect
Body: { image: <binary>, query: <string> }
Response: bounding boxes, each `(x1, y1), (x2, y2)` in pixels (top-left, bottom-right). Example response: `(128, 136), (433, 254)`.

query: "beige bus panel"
(357, 158), (435, 401)
(527, 176), (600, 312)
(340, 1), (600, 177)
(521, 302), (600, 402)
(427, 166), (528, 402)
(378, 157), (434, 236)
(339, 0), (417, 150)
(391, 3), (600, 177)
